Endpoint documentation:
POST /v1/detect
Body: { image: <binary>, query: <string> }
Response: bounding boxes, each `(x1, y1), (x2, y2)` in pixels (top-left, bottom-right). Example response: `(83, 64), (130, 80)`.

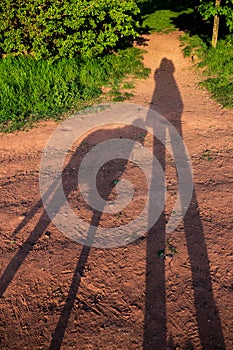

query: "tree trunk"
(212, 0), (221, 48)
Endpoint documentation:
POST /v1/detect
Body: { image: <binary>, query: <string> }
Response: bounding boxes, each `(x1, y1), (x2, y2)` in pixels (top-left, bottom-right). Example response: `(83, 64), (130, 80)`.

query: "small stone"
(45, 231), (51, 238)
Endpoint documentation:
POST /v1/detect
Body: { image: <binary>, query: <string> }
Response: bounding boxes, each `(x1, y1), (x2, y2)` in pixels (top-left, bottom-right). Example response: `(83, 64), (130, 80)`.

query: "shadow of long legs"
(49, 211), (101, 350)
(49, 244), (91, 350)
(143, 216), (167, 350)
(0, 180), (61, 297)
(144, 124), (167, 349)
(184, 190), (226, 349)
(0, 210), (50, 297)
(143, 57), (225, 349)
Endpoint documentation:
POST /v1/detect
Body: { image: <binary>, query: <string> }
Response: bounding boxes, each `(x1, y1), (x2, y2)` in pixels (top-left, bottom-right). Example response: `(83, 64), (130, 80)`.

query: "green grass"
(180, 33), (233, 108)
(180, 33), (207, 58)
(139, 0), (194, 34)
(0, 48), (150, 132)
(142, 8), (193, 34)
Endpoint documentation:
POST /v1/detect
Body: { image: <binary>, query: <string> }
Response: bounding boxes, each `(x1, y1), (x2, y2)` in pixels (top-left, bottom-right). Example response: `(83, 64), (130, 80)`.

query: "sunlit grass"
(0, 48), (150, 132)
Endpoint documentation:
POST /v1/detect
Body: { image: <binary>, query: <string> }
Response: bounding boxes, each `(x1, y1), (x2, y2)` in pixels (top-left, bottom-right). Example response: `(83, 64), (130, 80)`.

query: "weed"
(111, 179), (121, 187)
(166, 238), (178, 256)
(201, 149), (213, 161)
(157, 249), (165, 258)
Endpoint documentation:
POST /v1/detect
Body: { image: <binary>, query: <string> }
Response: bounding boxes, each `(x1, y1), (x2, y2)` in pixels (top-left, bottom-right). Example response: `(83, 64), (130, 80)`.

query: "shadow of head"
(155, 57), (175, 80)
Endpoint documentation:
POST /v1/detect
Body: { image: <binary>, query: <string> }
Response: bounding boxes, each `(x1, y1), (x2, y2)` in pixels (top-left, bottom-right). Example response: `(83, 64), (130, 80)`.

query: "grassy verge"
(180, 33), (233, 108)
(142, 8), (193, 34)
(139, 0), (194, 34)
(0, 48), (150, 132)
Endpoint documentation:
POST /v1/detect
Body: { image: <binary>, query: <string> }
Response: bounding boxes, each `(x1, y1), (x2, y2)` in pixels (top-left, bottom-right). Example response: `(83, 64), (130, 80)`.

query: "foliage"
(0, 48), (150, 131)
(181, 33), (233, 107)
(200, 36), (233, 106)
(180, 33), (208, 57)
(142, 10), (177, 33)
(137, 0), (196, 14)
(0, 0), (140, 59)
(142, 8), (193, 33)
(199, 0), (233, 32)
(139, 0), (194, 34)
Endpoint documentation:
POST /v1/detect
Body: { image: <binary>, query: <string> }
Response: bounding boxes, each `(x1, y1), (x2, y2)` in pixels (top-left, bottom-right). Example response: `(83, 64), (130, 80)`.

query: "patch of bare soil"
(0, 31), (232, 349)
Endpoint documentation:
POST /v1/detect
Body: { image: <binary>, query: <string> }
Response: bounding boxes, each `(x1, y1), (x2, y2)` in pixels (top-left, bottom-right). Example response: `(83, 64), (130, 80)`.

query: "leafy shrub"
(0, 0), (140, 59)
(199, 0), (233, 32)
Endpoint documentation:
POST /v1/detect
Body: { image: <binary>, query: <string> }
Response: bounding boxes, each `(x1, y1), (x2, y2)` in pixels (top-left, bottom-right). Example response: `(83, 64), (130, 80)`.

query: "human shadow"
(0, 60), (226, 350)
(48, 124), (148, 349)
(143, 58), (225, 349)
(0, 120), (147, 348)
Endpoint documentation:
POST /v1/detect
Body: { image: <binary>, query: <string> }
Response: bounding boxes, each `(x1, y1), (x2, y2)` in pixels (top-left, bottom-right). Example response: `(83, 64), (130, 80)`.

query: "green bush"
(0, 0), (140, 59)
(199, 0), (233, 32)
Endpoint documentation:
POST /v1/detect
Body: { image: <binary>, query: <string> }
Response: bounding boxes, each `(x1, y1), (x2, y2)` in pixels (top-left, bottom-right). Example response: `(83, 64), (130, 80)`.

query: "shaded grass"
(142, 8), (193, 34)
(138, 0), (194, 34)
(137, 0), (195, 15)
(0, 48), (150, 132)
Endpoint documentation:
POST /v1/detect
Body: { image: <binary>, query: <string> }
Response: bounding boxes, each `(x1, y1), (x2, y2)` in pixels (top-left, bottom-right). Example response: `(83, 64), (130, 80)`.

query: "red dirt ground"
(0, 31), (232, 349)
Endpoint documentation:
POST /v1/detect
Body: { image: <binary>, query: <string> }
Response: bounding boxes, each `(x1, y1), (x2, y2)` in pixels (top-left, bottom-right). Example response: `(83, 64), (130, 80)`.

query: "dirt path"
(0, 32), (232, 350)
